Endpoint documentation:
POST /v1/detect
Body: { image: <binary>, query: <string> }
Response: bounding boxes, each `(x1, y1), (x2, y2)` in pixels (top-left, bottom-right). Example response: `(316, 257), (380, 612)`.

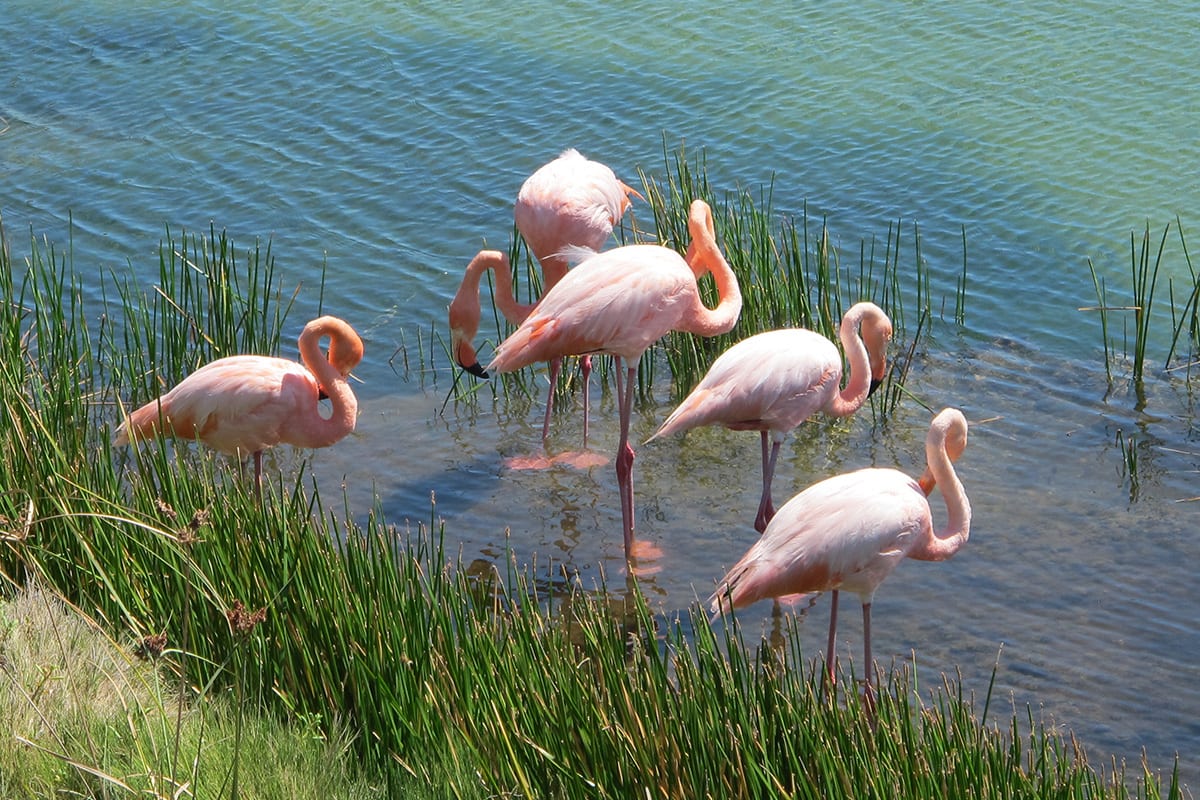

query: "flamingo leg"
(253, 450), (264, 499)
(615, 358), (638, 558)
(541, 357), (563, 447)
(862, 601), (877, 715)
(859, 597), (878, 714)
(754, 432), (782, 533)
(580, 355), (592, 448)
(825, 589), (840, 687)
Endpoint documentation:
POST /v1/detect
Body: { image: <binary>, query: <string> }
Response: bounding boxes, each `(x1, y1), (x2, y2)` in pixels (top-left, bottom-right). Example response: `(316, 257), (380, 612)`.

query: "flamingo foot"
(549, 450), (608, 469)
(502, 453), (558, 470)
(625, 538), (664, 577)
(774, 592), (815, 609)
(502, 451), (609, 470)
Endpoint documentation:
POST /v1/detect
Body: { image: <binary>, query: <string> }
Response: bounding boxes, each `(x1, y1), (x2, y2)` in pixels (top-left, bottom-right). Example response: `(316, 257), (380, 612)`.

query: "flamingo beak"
(452, 334), (489, 379)
(867, 376), (883, 397)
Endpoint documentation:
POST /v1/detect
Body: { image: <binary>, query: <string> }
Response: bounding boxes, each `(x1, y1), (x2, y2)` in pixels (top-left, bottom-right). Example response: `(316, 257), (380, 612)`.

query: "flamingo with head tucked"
(113, 316), (363, 486)
(449, 149), (640, 451)
(711, 408), (971, 701)
(486, 199), (742, 562)
(649, 304), (892, 533)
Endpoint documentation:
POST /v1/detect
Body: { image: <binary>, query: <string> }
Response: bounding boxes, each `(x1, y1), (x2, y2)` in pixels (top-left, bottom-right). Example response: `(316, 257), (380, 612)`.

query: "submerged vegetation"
(0, 161), (1189, 797)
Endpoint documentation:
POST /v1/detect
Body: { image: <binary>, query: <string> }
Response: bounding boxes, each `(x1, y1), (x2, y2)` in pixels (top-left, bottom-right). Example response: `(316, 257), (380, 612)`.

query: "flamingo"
(448, 149), (640, 450)
(113, 315), (364, 486)
(648, 304), (893, 533)
(711, 408), (971, 702)
(485, 199), (742, 561)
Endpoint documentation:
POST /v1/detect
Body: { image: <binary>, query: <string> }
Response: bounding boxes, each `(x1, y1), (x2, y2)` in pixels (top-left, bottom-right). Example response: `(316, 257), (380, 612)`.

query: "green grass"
(0, 211), (1186, 799)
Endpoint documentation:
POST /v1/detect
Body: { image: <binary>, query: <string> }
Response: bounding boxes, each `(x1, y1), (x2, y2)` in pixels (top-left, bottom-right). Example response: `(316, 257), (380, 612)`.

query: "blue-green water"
(3, 0), (1198, 787)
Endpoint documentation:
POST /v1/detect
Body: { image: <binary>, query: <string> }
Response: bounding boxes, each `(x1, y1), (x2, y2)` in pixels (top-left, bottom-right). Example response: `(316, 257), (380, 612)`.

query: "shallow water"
(3, 0), (1199, 787)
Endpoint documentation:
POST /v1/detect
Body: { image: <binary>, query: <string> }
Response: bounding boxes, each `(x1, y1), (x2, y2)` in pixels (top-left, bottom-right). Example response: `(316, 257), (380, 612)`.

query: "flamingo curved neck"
(466, 251), (532, 326)
(682, 200), (742, 336)
(909, 415), (971, 561)
(297, 318), (360, 447)
(825, 304), (875, 417)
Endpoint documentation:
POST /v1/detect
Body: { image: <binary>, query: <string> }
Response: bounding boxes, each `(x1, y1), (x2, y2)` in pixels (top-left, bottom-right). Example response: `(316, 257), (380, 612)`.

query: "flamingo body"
(487, 245), (706, 371)
(714, 468), (931, 608)
(652, 328), (844, 436)
(651, 306), (892, 532)
(113, 316), (363, 482)
(514, 148), (639, 289)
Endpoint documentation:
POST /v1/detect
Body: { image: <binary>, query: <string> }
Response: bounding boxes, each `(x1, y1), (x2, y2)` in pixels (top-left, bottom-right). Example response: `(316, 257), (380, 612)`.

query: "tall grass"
(1, 216), (1185, 799)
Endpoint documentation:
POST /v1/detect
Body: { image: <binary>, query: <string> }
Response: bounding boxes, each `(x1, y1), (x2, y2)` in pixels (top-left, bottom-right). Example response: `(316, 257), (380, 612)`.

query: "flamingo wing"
(713, 468), (930, 610)
(487, 245), (695, 371)
(654, 329), (843, 438)
(119, 356), (318, 455)
(515, 149), (633, 259)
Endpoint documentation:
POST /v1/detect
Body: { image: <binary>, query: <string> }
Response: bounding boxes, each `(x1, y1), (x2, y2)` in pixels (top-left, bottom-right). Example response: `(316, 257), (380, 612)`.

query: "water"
(3, 0), (1199, 787)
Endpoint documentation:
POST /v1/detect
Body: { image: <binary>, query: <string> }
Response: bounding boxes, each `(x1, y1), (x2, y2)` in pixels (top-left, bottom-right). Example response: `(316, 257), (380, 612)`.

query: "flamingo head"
(617, 180), (645, 217)
(449, 321), (488, 379)
(916, 409), (968, 495)
(863, 310), (893, 397)
(683, 199), (718, 275)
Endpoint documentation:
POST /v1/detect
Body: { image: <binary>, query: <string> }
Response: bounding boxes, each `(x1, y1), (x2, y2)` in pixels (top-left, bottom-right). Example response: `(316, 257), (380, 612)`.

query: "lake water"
(3, 0), (1198, 788)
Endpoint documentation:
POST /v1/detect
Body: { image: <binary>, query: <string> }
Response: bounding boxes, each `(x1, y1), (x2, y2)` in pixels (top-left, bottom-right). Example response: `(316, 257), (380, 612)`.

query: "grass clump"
(0, 214), (1187, 799)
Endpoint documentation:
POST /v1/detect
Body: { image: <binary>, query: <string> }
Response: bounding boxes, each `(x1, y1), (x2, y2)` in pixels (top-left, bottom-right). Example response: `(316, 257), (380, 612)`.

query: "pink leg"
(615, 359), (638, 559)
(825, 589), (840, 687)
(754, 432), (781, 533)
(580, 355), (592, 448)
(541, 357), (562, 447)
(862, 601), (876, 713)
(253, 450), (265, 499)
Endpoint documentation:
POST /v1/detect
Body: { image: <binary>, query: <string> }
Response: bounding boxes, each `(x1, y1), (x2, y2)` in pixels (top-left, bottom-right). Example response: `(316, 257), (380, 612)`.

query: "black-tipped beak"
(464, 362), (489, 379)
(867, 377), (883, 398)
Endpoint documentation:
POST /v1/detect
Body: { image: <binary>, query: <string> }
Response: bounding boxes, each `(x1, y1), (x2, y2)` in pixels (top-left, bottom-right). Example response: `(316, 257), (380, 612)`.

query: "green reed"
(1165, 219), (1197, 374)
(1115, 429), (1140, 503)
(1084, 221), (1199, 391)
(1, 217), (1182, 799)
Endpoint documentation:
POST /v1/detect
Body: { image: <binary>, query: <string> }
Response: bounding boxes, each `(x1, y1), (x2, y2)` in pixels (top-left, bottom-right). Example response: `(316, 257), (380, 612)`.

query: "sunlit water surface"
(3, 0), (1198, 787)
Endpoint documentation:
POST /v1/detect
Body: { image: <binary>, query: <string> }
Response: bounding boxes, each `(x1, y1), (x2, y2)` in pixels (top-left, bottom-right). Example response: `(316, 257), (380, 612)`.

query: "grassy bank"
(0, 185), (1187, 797)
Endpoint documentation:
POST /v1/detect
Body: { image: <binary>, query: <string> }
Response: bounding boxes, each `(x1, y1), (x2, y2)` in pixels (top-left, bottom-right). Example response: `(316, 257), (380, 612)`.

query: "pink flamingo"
(649, 304), (893, 533)
(449, 149), (640, 449)
(486, 199), (742, 561)
(711, 408), (971, 700)
(113, 316), (363, 486)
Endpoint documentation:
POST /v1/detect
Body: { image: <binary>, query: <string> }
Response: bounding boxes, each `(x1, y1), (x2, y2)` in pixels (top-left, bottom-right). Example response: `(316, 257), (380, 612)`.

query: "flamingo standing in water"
(113, 316), (364, 486)
(711, 408), (971, 701)
(449, 148), (640, 450)
(649, 304), (893, 533)
(486, 199), (742, 562)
